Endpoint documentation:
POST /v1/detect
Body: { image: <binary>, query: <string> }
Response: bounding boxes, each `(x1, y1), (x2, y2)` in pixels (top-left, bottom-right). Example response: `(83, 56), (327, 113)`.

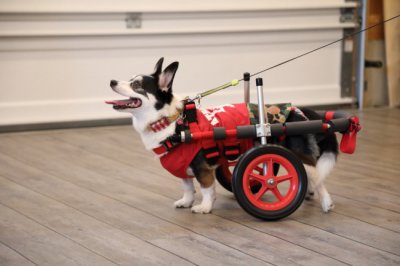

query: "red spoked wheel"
(232, 145), (307, 220)
(216, 159), (264, 193)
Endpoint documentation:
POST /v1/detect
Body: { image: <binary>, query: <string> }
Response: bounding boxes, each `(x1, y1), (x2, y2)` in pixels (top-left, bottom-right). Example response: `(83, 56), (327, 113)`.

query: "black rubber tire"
(215, 163), (234, 192)
(232, 145), (307, 221)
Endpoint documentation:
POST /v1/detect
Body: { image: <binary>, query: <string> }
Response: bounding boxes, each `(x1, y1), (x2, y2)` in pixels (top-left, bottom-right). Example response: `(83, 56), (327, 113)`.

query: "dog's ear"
(152, 57), (164, 77)
(158, 61), (179, 92)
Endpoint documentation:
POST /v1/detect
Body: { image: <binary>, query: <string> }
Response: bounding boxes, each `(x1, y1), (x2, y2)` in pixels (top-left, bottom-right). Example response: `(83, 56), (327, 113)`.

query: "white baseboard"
(0, 86), (353, 126)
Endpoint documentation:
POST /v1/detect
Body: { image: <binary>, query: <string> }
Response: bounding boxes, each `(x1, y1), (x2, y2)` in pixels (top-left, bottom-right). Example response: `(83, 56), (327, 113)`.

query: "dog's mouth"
(105, 98), (142, 109)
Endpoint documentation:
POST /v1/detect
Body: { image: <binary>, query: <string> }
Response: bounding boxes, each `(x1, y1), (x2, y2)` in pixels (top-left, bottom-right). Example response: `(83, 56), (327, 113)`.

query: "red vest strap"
(152, 145), (167, 155)
(152, 139), (175, 155)
(339, 116), (361, 154)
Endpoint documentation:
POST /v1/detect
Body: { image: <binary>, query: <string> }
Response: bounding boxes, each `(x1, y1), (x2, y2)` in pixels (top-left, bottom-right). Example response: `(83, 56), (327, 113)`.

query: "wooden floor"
(0, 108), (399, 266)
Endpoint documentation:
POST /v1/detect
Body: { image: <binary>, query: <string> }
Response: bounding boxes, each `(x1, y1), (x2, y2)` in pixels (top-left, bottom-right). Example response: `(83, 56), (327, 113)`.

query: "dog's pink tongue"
(105, 99), (132, 105)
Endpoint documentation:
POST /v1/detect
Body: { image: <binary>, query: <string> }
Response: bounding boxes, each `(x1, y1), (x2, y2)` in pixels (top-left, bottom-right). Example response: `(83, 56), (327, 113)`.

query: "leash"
(190, 14), (400, 102)
(193, 79), (240, 102)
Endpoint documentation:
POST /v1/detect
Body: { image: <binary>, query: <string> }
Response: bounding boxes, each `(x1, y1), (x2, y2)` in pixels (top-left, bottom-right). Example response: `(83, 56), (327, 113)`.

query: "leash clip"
(196, 94), (202, 108)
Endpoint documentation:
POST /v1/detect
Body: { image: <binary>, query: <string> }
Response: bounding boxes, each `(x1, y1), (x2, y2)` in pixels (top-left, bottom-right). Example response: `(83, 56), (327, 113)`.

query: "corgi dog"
(107, 58), (338, 214)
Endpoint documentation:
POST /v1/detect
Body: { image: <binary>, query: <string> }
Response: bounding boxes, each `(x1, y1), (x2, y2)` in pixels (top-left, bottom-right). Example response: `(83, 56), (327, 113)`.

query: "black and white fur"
(108, 58), (338, 214)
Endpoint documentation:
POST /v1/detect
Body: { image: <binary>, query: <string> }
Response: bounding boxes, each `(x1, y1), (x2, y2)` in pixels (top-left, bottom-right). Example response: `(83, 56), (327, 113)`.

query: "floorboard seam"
(0, 201), (120, 266)
(0, 239), (39, 266)
(0, 174), (198, 266)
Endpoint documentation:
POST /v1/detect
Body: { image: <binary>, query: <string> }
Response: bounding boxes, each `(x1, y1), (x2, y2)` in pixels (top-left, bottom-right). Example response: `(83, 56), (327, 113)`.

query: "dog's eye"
(131, 80), (141, 88)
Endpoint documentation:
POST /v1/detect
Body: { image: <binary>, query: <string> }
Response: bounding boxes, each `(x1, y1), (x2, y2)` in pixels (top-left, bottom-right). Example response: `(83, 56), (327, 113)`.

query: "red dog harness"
(155, 103), (252, 178)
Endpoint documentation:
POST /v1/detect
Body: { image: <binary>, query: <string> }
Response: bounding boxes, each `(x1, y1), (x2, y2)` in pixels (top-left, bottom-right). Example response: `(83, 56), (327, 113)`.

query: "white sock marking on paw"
(318, 185), (334, 213)
(321, 194), (335, 212)
(174, 178), (195, 208)
(191, 183), (216, 214)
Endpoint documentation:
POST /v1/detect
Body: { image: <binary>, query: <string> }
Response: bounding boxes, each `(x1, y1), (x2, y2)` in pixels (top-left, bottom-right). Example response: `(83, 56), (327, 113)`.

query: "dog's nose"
(110, 80), (118, 87)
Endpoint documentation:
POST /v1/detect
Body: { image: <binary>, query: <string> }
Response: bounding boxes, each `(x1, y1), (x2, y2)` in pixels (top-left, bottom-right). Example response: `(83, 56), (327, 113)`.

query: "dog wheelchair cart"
(171, 74), (361, 220)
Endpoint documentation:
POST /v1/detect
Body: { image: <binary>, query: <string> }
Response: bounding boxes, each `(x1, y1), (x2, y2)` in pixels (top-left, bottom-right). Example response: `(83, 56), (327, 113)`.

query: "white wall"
(0, 0), (357, 125)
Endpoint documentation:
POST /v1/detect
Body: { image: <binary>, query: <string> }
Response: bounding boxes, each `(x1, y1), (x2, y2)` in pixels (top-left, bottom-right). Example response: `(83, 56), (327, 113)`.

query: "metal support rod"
(243, 72), (250, 103)
(356, 0), (367, 110)
(256, 78), (268, 175)
(256, 78), (267, 145)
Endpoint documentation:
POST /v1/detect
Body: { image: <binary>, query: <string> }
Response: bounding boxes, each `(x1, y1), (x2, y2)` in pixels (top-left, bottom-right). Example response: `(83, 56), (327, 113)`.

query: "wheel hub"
(267, 178), (275, 186)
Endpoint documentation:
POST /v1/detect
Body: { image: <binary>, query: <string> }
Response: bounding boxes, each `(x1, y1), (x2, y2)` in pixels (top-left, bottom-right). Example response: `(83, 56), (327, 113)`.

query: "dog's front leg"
(191, 182), (216, 214)
(174, 178), (195, 208)
(191, 168), (216, 214)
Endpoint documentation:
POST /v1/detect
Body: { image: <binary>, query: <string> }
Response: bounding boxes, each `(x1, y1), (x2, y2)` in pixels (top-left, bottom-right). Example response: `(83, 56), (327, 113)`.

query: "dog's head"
(106, 57), (179, 114)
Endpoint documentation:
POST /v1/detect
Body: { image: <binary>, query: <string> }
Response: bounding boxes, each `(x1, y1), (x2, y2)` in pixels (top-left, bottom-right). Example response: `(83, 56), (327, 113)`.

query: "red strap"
(153, 145), (167, 155)
(205, 151), (219, 159)
(325, 111), (335, 121)
(340, 116), (361, 154)
(225, 150), (239, 156)
(152, 140), (174, 155)
(185, 103), (196, 110)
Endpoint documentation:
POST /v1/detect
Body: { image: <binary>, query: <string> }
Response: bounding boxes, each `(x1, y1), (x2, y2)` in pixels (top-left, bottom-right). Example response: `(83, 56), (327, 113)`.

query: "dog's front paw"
(174, 198), (194, 208)
(321, 195), (335, 213)
(191, 204), (212, 214)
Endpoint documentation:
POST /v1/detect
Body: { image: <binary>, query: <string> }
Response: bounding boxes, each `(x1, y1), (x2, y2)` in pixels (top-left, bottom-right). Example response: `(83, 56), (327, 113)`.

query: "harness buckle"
(183, 101), (197, 124)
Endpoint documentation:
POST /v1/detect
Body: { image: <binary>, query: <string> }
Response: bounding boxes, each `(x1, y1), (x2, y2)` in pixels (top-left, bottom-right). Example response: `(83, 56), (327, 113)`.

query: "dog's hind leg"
(303, 164), (318, 201)
(304, 152), (336, 213)
(315, 152), (336, 212)
(174, 178), (195, 208)
(316, 184), (334, 213)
